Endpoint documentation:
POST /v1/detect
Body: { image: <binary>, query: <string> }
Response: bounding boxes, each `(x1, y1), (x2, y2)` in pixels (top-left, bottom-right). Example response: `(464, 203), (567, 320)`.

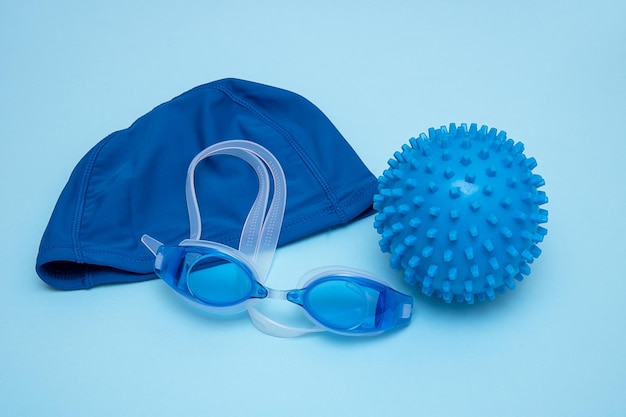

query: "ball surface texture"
(374, 123), (548, 303)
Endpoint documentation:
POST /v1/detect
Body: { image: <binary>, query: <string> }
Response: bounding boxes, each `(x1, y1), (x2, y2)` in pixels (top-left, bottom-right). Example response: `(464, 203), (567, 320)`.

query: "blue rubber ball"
(374, 123), (548, 303)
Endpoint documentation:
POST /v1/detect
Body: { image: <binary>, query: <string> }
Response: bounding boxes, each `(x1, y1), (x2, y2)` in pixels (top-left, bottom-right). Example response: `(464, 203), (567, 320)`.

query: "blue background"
(2, 1), (625, 416)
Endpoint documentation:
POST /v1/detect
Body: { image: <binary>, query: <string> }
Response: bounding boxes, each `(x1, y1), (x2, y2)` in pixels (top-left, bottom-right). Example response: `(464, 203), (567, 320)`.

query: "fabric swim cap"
(36, 78), (378, 290)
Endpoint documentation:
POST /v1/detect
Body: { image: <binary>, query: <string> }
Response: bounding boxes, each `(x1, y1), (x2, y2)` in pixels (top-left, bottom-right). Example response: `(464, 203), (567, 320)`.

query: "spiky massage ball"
(373, 123), (548, 303)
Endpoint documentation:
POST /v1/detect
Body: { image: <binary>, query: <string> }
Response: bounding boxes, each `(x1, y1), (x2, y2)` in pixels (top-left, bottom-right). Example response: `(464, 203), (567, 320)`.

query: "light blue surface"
(1, 1), (625, 416)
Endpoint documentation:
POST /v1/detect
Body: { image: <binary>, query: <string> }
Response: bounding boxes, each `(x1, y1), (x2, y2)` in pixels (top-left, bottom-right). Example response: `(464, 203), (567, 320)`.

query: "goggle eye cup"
(186, 255), (265, 306)
(290, 276), (413, 335)
(155, 245), (267, 311)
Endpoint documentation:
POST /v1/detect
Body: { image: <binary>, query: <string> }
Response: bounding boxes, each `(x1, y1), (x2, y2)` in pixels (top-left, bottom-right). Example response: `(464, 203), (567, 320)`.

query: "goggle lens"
(187, 256), (256, 306)
(302, 278), (380, 331)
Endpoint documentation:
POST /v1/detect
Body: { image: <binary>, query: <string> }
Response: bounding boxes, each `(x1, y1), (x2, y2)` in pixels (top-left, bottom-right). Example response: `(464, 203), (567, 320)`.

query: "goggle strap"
(248, 302), (325, 338)
(140, 234), (163, 256)
(185, 140), (287, 282)
(186, 145), (270, 243)
(238, 161), (271, 259)
(238, 144), (287, 282)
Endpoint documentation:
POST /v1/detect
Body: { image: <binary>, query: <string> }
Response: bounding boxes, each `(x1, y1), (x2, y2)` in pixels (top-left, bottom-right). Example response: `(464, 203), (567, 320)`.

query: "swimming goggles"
(141, 140), (413, 337)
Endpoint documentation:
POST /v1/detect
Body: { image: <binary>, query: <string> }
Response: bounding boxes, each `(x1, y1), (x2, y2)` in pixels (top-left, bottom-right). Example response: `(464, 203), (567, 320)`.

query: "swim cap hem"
(37, 245), (157, 290)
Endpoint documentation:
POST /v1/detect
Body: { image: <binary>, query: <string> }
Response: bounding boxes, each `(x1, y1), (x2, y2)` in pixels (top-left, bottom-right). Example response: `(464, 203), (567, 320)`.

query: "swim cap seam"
(72, 136), (114, 288)
(338, 181), (377, 212)
(207, 82), (349, 224)
(281, 182), (376, 231)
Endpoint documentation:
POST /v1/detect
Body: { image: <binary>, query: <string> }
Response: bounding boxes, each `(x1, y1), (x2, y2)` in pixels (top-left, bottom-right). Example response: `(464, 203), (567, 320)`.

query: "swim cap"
(36, 78), (378, 290)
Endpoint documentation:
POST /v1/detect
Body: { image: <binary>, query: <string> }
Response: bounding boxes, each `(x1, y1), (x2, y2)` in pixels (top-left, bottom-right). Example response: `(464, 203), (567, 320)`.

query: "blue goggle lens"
(304, 279), (378, 330)
(187, 255), (261, 306)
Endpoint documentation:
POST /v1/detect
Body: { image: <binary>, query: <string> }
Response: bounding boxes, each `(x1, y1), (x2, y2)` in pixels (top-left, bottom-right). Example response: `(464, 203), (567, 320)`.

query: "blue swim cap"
(36, 78), (378, 290)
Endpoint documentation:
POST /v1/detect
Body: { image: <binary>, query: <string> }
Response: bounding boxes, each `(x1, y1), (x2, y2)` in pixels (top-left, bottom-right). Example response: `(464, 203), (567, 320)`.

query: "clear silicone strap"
(185, 140), (287, 282)
(186, 145), (269, 244)
(248, 301), (325, 338)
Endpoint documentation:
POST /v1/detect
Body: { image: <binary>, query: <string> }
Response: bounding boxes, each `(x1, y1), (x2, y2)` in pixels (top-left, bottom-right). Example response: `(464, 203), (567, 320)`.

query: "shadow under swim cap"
(36, 78), (378, 290)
